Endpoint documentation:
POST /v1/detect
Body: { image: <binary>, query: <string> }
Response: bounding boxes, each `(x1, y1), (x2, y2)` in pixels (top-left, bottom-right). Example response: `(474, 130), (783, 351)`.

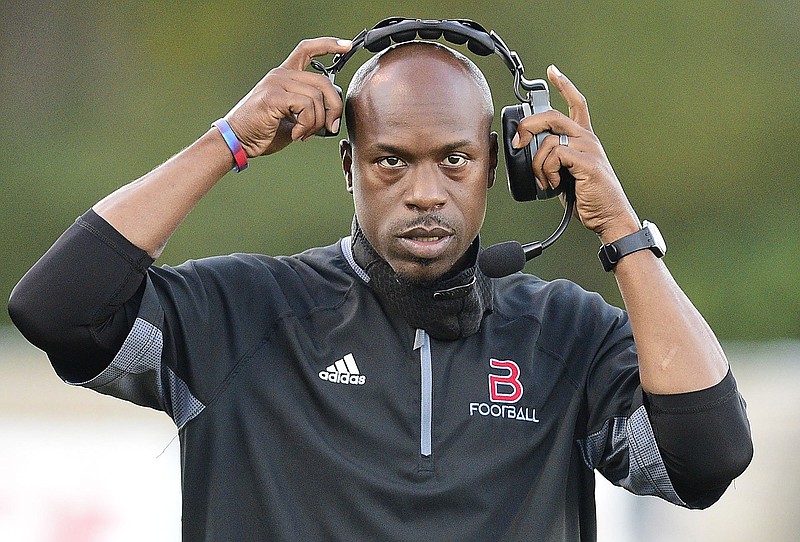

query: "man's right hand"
(91, 37), (352, 258)
(224, 37), (352, 158)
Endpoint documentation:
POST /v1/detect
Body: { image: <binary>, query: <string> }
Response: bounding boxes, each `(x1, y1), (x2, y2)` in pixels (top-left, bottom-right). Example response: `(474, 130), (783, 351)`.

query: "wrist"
(596, 215), (641, 245)
(204, 127), (239, 174)
(598, 220), (667, 272)
(211, 118), (249, 172)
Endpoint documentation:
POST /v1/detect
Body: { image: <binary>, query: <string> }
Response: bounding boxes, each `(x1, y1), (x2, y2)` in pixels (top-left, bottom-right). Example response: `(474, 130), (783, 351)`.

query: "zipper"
(414, 329), (434, 471)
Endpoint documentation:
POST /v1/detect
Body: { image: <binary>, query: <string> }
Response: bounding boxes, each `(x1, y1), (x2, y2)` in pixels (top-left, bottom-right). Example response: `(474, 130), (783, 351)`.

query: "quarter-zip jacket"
(19, 217), (749, 542)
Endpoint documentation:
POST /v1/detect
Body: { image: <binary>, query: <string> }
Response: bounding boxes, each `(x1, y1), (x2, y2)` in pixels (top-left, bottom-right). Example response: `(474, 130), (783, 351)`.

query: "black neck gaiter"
(351, 220), (493, 341)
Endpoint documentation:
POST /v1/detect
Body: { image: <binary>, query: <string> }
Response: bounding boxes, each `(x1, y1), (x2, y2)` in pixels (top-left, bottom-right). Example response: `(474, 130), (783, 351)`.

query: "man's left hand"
(512, 65), (640, 243)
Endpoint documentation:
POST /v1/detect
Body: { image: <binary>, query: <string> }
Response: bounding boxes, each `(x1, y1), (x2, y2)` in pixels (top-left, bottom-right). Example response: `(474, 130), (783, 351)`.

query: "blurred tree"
(2, 0), (798, 339)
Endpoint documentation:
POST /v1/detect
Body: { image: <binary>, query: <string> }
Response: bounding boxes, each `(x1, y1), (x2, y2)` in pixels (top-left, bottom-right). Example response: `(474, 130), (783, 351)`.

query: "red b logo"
(489, 359), (524, 403)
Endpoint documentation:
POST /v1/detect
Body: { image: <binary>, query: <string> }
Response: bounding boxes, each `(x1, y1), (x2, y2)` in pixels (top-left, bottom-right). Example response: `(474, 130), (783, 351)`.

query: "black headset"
(312, 17), (576, 277)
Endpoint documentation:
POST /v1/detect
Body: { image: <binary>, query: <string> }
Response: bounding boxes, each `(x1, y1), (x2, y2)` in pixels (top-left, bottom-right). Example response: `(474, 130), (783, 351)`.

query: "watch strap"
(598, 224), (664, 272)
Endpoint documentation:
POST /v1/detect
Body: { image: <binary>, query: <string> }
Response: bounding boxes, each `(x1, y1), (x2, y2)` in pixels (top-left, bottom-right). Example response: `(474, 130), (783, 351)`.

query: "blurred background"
(1, 0), (797, 540)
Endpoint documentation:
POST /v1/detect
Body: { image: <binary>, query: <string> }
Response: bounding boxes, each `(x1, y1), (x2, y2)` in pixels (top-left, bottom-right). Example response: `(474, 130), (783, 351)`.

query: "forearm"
(93, 38), (351, 259)
(93, 126), (234, 258)
(606, 222), (729, 394)
(519, 66), (729, 394)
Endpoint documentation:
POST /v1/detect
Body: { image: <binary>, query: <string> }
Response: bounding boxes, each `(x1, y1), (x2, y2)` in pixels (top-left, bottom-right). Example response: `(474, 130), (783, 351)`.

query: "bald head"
(344, 41), (494, 143)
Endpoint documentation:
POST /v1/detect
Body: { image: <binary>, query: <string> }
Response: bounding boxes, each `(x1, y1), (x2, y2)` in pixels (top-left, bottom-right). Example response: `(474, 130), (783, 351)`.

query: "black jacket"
(8, 210), (753, 541)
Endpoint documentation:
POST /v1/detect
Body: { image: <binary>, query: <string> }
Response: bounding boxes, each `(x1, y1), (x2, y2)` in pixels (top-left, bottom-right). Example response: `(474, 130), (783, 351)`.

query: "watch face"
(643, 220), (667, 256)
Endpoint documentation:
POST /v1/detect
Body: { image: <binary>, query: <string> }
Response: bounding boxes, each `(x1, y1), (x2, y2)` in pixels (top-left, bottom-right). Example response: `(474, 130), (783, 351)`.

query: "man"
(9, 35), (752, 541)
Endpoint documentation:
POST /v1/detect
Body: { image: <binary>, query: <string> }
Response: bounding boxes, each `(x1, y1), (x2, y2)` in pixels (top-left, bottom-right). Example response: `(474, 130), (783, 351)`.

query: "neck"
(351, 220), (493, 340)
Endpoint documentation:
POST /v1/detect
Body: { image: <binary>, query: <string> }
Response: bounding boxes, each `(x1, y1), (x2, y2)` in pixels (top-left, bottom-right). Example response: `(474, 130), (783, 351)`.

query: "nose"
(404, 165), (447, 212)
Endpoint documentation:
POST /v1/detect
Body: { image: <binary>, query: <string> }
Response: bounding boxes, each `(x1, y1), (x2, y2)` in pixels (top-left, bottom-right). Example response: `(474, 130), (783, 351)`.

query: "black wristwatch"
(597, 220), (667, 272)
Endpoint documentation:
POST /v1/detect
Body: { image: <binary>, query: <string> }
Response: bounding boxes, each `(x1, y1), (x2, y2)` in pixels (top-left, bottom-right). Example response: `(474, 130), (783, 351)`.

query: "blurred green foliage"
(1, 0), (798, 339)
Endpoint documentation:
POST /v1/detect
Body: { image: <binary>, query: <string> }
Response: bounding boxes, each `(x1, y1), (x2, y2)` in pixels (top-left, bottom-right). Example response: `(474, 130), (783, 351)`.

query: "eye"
(377, 156), (406, 169)
(442, 154), (468, 167)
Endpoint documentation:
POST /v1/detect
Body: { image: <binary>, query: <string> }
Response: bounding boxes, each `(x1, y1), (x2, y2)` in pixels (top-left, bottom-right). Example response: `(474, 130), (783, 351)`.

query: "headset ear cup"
(501, 103), (564, 201)
(501, 104), (537, 201)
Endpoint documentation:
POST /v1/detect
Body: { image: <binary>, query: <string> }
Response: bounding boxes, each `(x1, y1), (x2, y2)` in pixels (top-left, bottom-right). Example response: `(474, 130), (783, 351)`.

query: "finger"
(531, 133), (561, 189)
(542, 146), (585, 191)
(512, 109), (583, 150)
(547, 65), (592, 130)
(283, 70), (344, 131)
(541, 145), (568, 189)
(281, 37), (353, 71)
(284, 89), (322, 141)
(278, 74), (347, 138)
(295, 80), (328, 138)
(534, 134), (589, 190)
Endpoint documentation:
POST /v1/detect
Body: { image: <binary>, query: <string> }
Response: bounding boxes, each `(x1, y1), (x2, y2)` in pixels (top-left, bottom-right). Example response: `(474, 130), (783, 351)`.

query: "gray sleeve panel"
(66, 285), (205, 430)
(164, 364), (206, 429)
(577, 405), (686, 507)
(69, 316), (165, 409)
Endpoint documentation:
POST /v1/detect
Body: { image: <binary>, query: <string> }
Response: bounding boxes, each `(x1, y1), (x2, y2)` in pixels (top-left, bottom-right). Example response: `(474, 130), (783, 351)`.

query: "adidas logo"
(318, 353), (366, 385)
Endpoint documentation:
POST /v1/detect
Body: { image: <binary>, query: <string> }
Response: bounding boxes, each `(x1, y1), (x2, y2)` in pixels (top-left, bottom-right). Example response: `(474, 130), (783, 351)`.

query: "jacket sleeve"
(8, 209), (153, 383)
(568, 282), (751, 509)
(645, 369), (754, 508)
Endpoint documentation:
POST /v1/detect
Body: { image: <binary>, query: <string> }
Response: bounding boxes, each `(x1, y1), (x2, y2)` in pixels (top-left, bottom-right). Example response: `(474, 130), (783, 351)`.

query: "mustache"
(393, 213), (456, 233)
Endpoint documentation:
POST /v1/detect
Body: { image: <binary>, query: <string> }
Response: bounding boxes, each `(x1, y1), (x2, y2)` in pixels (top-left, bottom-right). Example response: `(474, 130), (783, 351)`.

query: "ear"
(488, 131), (498, 188)
(340, 139), (354, 194)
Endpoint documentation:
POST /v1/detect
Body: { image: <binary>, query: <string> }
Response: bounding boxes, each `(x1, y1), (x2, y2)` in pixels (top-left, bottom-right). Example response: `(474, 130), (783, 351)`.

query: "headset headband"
(311, 17), (546, 103)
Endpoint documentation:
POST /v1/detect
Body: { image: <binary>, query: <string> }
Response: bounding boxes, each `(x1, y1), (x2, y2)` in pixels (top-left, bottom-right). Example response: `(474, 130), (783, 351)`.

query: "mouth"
(397, 226), (454, 260)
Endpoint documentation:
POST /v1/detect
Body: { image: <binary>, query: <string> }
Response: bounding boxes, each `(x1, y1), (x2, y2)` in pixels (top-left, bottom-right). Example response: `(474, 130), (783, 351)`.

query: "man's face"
(341, 53), (497, 283)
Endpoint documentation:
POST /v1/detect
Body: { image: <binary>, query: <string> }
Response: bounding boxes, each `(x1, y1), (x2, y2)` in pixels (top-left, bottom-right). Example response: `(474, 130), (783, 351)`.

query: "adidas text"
(319, 372), (366, 385)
